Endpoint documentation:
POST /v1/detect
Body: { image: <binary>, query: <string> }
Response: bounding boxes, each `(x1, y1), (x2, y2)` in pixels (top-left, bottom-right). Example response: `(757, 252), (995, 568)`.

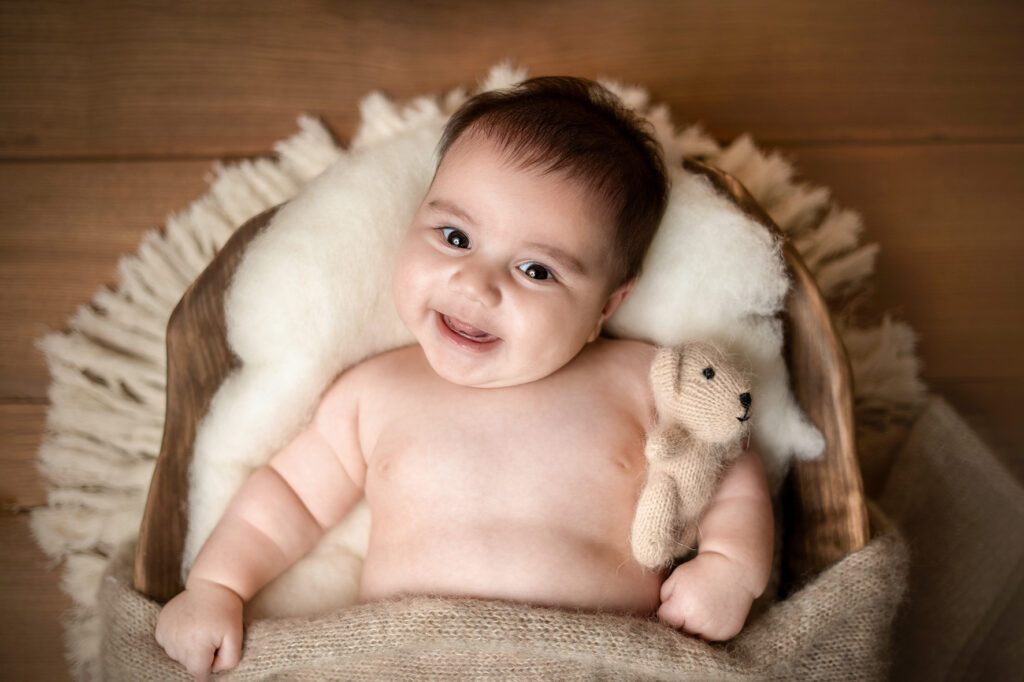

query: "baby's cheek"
(390, 254), (422, 318)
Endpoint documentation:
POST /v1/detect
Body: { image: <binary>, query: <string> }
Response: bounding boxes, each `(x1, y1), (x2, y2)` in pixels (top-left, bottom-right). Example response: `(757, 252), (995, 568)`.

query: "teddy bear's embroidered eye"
(703, 367), (715, 380)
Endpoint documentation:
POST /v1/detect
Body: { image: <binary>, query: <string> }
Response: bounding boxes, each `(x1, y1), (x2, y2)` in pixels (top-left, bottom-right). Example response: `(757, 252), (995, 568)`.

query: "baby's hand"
(155, 578), (244, 680)
(657, 550), (757, 642)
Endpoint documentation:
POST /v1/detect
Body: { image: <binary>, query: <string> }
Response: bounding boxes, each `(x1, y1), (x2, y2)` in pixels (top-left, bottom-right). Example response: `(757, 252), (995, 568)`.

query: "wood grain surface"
(3, 0), (1022, 157)
(2, 1), (1021, 679)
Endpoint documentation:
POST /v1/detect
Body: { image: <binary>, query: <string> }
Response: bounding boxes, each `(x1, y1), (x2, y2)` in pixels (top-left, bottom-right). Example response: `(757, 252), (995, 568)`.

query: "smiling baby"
(156, 76), (773, 680)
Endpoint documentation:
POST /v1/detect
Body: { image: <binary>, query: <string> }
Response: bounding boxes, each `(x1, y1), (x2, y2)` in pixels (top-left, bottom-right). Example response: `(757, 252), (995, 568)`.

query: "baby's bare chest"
(361, 381), (650, 526)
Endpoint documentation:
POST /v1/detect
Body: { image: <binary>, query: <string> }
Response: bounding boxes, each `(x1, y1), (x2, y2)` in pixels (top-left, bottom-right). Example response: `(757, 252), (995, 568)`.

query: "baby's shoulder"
(345, 344), (424, 379)
(577, 337), (655, 421)
(317, 344), (425, 410)
(588, 337), (657, 376)
(574, 338), (657, 408)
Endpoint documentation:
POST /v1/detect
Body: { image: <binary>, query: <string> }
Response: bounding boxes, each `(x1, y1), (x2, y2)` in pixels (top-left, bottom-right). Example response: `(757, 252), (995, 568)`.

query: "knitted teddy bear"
(631, 342), (753, 570)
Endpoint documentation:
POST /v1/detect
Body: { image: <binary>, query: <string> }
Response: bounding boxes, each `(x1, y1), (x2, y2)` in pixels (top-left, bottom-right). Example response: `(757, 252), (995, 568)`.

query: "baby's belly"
(359, 520), (662, 615)
(359, 449), (663, 615)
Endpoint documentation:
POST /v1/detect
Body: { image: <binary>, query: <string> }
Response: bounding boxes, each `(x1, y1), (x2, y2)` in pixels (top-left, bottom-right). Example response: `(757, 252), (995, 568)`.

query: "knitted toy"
(631, 342), (753, 570)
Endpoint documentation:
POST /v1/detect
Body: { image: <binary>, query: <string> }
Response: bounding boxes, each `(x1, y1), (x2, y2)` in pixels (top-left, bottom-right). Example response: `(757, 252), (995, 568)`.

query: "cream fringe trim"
(31, 114), (924, 679)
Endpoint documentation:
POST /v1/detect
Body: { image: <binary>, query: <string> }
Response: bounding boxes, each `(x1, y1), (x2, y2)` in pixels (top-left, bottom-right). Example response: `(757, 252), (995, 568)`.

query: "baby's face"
(392, 133), (631, 388)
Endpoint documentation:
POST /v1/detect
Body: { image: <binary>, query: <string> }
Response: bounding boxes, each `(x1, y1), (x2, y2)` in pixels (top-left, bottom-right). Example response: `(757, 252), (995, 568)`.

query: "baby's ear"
(589, 278), (636, 342)
(600, 278), (635, 320)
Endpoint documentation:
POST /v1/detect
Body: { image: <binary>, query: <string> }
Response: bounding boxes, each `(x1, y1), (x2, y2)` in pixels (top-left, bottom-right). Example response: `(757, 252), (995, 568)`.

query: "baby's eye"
(518, 262), (554, 281)
(441, 227), (470, 249)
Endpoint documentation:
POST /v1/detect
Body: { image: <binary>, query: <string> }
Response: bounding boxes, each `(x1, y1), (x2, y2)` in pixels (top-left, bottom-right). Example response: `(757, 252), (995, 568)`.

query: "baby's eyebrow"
(523, 241), (587, 277)
(427, 199), (476, 226)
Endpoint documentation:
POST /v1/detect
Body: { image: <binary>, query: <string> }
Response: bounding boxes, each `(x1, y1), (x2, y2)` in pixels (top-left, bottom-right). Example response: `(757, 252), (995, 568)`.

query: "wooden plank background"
(1, 1), (1021, 678)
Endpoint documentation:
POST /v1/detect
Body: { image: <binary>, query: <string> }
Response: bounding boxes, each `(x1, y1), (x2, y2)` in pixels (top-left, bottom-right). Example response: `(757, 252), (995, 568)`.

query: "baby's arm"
(657, 448), (773, 641)
(155, 377), (365, 680)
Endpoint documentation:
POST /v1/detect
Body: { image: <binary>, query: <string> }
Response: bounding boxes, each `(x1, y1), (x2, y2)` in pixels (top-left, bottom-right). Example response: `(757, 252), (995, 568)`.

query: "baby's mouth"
(440, 313), (500, 344)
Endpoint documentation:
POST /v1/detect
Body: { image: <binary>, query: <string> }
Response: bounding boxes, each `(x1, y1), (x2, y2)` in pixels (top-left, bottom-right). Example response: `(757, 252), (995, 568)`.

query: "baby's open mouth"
(440, 313), (499, 345)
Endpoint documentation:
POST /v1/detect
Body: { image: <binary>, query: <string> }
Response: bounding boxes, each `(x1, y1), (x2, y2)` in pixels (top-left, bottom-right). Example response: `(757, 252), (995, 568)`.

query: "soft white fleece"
(185, 63), (823, 618)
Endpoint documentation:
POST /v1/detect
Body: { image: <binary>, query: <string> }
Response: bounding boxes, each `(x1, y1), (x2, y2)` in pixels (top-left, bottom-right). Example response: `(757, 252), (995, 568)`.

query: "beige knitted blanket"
(100, 508), (905, 681)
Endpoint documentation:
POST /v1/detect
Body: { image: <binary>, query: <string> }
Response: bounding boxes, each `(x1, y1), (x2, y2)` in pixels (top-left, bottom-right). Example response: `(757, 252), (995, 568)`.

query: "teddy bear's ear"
(649, 344), (684, 394)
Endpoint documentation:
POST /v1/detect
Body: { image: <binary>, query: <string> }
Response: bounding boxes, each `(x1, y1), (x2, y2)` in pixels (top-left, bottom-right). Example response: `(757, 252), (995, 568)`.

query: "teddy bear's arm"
(631, 467), (682, 569)
(630, 426), (686, 569)
(666, 443), (735, 525)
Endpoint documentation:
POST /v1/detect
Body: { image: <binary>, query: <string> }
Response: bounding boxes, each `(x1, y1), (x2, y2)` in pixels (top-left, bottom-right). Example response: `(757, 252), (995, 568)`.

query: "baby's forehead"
(438, 128), (541, 175)
(441, 131), (608, 207)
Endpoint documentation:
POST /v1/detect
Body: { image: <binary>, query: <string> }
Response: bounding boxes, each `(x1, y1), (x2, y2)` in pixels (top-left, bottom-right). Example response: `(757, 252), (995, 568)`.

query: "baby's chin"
(421, 349), (558, 390)
(427, 363), (528, 390)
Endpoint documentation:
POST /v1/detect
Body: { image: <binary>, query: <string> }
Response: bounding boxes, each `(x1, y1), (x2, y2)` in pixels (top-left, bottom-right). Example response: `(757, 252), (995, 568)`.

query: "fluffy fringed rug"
(31, 67), (925, 680)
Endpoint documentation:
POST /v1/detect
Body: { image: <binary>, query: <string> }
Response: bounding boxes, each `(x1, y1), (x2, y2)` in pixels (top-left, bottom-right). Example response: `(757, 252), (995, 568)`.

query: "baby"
(156, 77), (774, 679)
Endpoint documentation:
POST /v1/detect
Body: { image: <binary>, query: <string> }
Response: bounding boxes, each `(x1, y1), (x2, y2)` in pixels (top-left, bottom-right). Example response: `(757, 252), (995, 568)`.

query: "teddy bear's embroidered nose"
(740, 392), (752, 410)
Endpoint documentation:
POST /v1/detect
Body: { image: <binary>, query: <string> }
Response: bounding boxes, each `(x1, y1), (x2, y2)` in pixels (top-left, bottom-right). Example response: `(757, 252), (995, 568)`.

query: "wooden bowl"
(133, 162), (869, 603)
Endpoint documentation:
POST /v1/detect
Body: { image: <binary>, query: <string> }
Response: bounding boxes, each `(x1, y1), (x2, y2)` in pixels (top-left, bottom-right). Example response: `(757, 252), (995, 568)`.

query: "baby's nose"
(739, 392), (752, 410)
(449, 262), (501, 307)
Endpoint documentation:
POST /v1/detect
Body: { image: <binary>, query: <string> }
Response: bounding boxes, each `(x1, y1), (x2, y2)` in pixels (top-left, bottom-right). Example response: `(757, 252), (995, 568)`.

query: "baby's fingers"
(166, 646), (213, 681)
(211, 628), (242, 673)
(180, 642), (217, 682)
(161, 629), (220, 680)
(659, 570), (678, 603)
(657, 594), (689, 631)
(658, 588), (713, 637)
(659, 591), (743, 642)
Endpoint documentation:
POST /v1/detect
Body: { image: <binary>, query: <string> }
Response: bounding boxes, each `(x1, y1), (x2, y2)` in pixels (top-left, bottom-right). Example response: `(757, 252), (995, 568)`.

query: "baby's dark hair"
(436, 76), (669, 285)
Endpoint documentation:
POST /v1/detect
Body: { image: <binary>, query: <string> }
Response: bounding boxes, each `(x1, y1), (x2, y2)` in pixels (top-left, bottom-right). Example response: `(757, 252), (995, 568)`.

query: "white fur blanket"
(32, 63), (925, 679)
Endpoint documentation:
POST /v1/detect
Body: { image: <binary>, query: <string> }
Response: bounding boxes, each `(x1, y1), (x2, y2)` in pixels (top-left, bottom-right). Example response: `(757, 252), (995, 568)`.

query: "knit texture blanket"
(99, 508), (907, 680)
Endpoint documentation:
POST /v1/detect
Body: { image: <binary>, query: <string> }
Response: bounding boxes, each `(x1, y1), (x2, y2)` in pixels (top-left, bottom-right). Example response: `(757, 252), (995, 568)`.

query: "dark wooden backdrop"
(2, 1), (1021, 678)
